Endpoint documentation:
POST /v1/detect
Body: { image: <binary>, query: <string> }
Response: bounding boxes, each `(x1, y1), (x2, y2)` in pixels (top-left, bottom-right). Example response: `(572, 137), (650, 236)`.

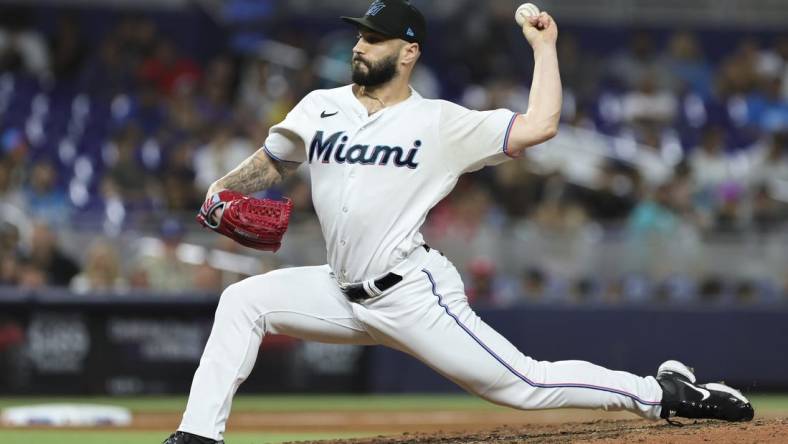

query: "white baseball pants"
(179, 247), (663, 440)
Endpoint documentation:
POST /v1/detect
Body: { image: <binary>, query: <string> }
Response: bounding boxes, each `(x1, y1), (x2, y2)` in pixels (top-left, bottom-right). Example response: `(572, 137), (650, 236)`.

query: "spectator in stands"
(48, 15), (86, 83)
(161, 137), (201, 212)
(16, 258), (47, 289)
(490, 158), (543, 219)
(729, 38), (762, 95)
(426, 178), (500, 241)
(608, 32), (671, 91)
(750, 132), (788, 186)
(165, 86), (205, 135)
(621, 73), (678, 128)
(70, 239), (128, 294)
(751, 184), (785, 233)
(698, 276), (725, 304)
(603, 279), (625, 305)
(131, 84), (168, 135)
(140, 39), (201, 96)
(282, 174), (315, 223)
(711, 182), (747, 235)
(774, 36), (788, 100)
(136, 218), (193, 293)
(80, 34), (135, 98)
(628, 183), (680, 239)
(733, 280), (759, 305)
(22, 161), (71, 225)
(0, 9), (49, 79)
(557, 33), (600, 106)
(567, 278), (597, 305)
(195, 55), (235, 124)
(0, 160), (24, 211)
(106, 125), (151, 208)
(236, 60), (292, 129)
(116, 16), (159, 68)
(690, 126), (735, 191)
(579, 161), (640, 223)
(662, 31), (713, 98)
(194, 123), (255, 190)
(126, 263), (151, 290)
(747, 70), (788, 132)
(0, 129), (28, 189)
(192, 261), (223, 294)
(0, 222), (20, 286)
(527, 173), (592, 237)
(465, 257), (499, 307)
(668, 161), (710, 229)
(519, 267), (547, 304)
(21, 222), (80, 287)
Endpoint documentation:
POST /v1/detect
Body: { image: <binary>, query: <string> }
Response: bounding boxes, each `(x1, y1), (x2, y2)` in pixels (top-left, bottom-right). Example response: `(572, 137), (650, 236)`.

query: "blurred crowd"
(0, 7), (787, 304)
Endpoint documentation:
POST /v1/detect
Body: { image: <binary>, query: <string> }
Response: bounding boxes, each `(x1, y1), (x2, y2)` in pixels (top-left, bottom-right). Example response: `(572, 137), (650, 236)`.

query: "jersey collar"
(347, 84), (422, 118)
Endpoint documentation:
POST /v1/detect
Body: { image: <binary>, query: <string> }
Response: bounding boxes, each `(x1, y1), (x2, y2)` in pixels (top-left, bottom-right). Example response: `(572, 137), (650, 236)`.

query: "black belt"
(342, 273), (403, 303)
(342, 245), (433, 303)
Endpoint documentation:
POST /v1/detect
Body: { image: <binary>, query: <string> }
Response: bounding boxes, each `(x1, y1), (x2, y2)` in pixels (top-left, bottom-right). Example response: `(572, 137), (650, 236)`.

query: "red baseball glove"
(197, 190), (293, 252)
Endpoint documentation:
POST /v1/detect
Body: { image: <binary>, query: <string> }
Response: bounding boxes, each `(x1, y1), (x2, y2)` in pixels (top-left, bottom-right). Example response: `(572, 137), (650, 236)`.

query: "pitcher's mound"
(299, 418), (787, 444)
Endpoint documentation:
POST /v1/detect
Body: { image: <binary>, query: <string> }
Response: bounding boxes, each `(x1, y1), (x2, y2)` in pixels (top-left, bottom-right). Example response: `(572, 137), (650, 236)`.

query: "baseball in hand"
(515, 3), (541, 27)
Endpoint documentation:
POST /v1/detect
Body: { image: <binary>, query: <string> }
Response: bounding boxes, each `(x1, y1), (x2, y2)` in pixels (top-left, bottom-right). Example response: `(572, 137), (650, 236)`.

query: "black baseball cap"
(341, 0), (426, 48)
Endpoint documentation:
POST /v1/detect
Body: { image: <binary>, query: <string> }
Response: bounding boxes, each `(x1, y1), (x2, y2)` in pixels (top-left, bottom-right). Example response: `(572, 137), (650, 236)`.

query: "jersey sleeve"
(262, 93), (314, 165)
(438, 101), (521, 175)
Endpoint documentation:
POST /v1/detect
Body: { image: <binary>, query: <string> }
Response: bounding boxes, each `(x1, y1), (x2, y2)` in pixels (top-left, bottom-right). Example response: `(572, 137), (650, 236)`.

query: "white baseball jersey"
(179, 85), (665, 441)
(263, 85), (520, 283)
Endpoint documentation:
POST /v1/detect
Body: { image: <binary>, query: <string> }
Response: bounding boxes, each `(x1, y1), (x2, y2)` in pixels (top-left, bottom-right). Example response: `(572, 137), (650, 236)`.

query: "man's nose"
(353, 39), (367, 54)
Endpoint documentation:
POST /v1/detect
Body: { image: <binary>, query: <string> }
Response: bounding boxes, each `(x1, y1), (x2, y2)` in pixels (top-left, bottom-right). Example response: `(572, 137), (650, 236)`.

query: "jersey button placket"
(337, 122), (362, 280)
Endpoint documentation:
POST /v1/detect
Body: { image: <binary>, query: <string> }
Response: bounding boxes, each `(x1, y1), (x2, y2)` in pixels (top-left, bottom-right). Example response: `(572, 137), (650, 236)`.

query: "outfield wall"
(0, 289), (786, 394)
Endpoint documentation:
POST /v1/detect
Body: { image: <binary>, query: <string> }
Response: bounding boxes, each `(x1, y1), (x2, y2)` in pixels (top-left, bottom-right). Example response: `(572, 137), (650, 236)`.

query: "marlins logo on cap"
(341, 0), (427, 47)
(367, 0), (386, 16)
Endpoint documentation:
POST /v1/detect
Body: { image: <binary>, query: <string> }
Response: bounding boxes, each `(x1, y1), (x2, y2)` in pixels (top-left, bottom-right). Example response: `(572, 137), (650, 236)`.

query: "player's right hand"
(205, 187), (225, 224)
(211, 208), (223, 224)
(522, 12), (558, 50)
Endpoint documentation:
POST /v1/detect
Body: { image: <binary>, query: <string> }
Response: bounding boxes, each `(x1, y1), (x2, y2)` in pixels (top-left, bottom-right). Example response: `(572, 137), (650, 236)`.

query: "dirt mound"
(297, 418), (787, 444)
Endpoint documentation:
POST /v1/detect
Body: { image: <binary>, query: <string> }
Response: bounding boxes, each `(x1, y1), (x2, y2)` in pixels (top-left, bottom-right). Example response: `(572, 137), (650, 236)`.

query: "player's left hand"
(522, 12), (558, 50)
(197, 190), (294, 252)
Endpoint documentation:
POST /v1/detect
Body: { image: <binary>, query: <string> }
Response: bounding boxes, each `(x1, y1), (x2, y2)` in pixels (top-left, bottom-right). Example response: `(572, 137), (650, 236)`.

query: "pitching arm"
(507, 12), (562, 155)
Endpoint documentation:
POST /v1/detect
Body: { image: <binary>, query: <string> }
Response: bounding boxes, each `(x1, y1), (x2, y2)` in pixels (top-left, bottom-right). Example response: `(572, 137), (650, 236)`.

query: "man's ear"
(400, 42), (421, 65)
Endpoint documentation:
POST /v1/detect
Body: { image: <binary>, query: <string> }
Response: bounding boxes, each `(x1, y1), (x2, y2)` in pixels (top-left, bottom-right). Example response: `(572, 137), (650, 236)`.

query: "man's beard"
(352, 53), (399, 87)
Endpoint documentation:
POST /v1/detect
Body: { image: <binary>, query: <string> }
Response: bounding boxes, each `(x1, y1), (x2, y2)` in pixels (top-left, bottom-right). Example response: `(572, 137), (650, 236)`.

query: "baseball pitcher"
(164, 1), (753, 442)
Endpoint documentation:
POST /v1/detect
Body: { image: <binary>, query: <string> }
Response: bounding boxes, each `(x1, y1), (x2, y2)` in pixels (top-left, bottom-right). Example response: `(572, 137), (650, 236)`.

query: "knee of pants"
(474, 357), (546, 410)
(214, 275), (273, 324)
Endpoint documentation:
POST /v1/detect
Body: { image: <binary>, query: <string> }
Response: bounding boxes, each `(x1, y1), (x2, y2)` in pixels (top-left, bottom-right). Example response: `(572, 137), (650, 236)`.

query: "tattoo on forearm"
(216, 149), (292, 195)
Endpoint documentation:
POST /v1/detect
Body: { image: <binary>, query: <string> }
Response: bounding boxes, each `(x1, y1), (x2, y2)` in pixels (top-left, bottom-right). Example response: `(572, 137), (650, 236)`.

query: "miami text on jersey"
(308, 131), (421, 169)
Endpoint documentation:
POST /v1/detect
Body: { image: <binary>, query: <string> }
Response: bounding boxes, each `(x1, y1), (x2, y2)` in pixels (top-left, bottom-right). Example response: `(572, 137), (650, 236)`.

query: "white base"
(1, 404), (132, 427)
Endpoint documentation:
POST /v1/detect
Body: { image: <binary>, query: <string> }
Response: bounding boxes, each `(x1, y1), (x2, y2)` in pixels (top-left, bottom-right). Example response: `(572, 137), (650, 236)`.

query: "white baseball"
(515, 3), (541, 27)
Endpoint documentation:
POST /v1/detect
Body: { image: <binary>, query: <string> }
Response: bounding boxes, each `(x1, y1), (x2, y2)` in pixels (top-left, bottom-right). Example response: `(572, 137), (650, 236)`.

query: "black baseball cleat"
(162, 431), (223, 444)
(657, 360), (754, 424)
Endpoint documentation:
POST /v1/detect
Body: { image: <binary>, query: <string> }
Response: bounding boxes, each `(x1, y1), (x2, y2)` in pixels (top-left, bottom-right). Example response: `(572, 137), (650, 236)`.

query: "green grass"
(0, 430), (373, 444)
(748, 394), (788, 412)
(0, 394), (505, 413)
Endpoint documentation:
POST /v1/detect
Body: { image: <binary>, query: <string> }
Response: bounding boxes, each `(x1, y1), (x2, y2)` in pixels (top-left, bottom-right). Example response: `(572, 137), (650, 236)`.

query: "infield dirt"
(131, 409), (787, 443)
(297, 418), (787, 444)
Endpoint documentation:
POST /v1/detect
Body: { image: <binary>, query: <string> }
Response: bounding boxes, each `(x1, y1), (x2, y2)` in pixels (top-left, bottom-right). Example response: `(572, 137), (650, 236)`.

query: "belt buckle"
(340, 282), (368, 303)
